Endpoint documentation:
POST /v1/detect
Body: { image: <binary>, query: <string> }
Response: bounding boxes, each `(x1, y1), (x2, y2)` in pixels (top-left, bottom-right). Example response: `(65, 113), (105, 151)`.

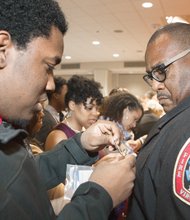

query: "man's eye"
(148, 73), (153, 79)
(47, 64), (55, 72)
(155, 67), (166, 74)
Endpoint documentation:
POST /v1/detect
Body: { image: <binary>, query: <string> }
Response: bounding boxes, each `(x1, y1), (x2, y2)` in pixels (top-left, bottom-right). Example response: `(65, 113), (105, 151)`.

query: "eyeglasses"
(143, 48), (190, 87)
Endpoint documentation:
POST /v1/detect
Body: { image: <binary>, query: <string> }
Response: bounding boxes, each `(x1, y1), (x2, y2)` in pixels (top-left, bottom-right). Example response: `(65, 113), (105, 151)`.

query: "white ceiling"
(58, 0), (190, 65)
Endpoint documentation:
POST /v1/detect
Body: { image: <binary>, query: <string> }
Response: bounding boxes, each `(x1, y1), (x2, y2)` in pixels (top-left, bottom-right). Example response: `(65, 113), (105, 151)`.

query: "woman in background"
(100, 92), (143, 220)
(27, 102), (45, 154)
(100, 92), (143, 155)
(43, 75), (103, 204)
(44, 75), (103, 150)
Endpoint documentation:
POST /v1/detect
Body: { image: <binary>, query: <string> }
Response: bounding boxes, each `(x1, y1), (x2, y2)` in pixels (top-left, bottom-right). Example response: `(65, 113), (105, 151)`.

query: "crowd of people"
(0, 1), (135, 219)
(1, 0), (190, 220)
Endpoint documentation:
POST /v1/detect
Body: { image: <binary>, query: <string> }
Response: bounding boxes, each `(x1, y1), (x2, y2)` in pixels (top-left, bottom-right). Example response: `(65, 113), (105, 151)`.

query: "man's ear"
(0, 31), (11, 68)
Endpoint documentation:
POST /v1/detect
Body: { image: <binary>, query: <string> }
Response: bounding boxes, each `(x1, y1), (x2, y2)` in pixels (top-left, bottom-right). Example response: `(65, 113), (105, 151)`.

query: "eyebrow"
(146, 62), (164, 74)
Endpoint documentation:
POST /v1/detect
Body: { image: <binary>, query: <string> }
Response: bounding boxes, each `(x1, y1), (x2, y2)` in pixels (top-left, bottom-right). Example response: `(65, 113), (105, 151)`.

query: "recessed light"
(65, 55), (71, 60)
(114, 29), (123, 33)
(142, 2), (153, 8)
(165, 16), (189, 24)
(92, 41), (100, 45)
(113, 53), (119, 58)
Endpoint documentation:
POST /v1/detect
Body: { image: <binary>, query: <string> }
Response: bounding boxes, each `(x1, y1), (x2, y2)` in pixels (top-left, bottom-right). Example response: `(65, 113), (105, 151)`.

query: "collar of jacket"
(137, 96), (190, 170)
(144, 95), (190, 145)
(0, 121), (28, 144)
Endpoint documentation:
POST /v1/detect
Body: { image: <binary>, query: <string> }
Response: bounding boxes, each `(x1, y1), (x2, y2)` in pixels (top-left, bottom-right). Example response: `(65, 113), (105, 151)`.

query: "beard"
(8, 118), (31, 130)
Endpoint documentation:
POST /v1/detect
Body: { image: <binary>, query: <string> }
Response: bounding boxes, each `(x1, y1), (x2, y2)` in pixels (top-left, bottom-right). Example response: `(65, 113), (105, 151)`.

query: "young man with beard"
(0, 0), (136, 219)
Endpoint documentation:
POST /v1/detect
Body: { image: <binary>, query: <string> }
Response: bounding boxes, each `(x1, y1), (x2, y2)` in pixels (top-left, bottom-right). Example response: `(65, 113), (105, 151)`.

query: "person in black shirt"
(127, 22), (190, 220)
(0, 1), (136, 219)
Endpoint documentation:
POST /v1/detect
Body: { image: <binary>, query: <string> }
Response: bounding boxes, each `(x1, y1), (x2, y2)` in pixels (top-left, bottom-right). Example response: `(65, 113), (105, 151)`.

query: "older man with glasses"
(127, 22), (190, 220)
(143, 48), (190, 86)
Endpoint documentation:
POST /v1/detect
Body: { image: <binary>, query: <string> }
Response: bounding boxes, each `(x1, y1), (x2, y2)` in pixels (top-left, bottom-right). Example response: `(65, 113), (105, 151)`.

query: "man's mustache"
(157, 93), (172, 100)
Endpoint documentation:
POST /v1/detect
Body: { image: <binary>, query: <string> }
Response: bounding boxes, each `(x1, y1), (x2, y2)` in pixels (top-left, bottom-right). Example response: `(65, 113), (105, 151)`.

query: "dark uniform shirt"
(127, 96), (190, 220)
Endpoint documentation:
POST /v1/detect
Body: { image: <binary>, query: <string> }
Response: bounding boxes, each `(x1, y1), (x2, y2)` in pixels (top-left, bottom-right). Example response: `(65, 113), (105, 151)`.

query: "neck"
(49, 101), (62, 113)
(65, 118), (82, 133)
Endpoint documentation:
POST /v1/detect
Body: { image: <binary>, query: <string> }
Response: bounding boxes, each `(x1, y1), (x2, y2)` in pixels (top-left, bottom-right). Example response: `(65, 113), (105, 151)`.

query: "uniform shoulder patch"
(173, 138), (190, 205)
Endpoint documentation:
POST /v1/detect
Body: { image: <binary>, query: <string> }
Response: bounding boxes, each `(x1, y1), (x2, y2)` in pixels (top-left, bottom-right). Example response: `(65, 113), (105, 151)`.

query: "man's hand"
(81, 120), (120, 152)
(127, 139), (142, 153)
(93, 152), (123, 166)
(89, 154), (136, 207)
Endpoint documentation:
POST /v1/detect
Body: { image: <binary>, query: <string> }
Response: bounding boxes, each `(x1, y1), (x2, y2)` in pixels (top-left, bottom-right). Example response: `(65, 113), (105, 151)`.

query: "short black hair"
(0, 0), (68, 49)
(47, 76), (67, 100)
(65, 75), (103, 108)
(147, 23), (190, 50)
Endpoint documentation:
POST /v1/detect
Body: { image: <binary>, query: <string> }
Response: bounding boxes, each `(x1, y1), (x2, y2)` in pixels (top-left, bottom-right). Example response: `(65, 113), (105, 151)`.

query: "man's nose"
(46, 74), (55, 91)
(151, 79), (165, 91)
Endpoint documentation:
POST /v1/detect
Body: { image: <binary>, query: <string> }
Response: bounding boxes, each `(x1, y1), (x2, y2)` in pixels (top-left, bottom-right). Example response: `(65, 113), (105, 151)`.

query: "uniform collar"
(144, 96), (190, 145)
(0, 121), (27, 144)
(137, 96), (190, 170)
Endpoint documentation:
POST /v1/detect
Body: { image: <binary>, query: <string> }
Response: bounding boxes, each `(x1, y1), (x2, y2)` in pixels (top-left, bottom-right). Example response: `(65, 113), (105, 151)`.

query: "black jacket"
(133, 110), (159, 139)
(127, 96), (190, 220)
(0, 122), (112, 219)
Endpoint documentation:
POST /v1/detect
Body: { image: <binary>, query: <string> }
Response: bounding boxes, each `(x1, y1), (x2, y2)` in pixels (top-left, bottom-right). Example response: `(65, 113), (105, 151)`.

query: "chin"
(163, 105), (172, 113)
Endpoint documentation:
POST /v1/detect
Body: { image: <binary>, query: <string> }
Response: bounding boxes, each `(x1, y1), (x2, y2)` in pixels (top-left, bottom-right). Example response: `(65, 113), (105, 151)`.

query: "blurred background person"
(99, 91), (143, 220)
(99, 87), (129, 121)
(26, 102), (45, 154)
(100, 92), (143, 155)
(43, 75), (103, 204)
(26, 101), (65, 214)
(133, 90), (159, 139)
(109, 87), (129, 96)
(44, 75), (103, 150)
(128, 90), (165, 153)
(35, 76), (67, 149)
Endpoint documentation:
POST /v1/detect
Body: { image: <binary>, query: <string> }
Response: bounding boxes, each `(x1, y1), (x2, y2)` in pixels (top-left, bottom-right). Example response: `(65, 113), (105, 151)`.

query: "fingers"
(93, 153), (124, 167)
(124, 154), (136, 167)
(81, 120), (121, 151)
(97, 121), (120, 145)
(89, 154), (136, 207)
(97, 123), (112, 136)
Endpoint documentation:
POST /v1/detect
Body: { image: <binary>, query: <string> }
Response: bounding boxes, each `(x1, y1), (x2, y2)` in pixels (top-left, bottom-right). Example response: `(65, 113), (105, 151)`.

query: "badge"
(173, 138), (190, 205)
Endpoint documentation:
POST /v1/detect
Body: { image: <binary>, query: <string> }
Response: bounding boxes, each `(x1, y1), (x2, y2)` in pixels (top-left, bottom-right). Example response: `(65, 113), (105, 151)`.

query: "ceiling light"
(113, 53), (119, 58)
(114, 29), (123, 33)
(92, 41), (100, 45)
(166, 16), (189, 24)
(142, 2), (153, 8)
(65, 55), (71, 60)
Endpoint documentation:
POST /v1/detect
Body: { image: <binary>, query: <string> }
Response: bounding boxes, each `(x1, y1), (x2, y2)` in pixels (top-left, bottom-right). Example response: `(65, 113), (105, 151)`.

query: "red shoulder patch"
(173, 138), (190, 205)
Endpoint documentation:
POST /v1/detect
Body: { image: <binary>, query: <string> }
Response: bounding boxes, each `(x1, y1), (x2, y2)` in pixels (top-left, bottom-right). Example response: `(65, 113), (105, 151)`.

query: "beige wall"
(55, 61), (150, 98)
(111, 73), (150, 98)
